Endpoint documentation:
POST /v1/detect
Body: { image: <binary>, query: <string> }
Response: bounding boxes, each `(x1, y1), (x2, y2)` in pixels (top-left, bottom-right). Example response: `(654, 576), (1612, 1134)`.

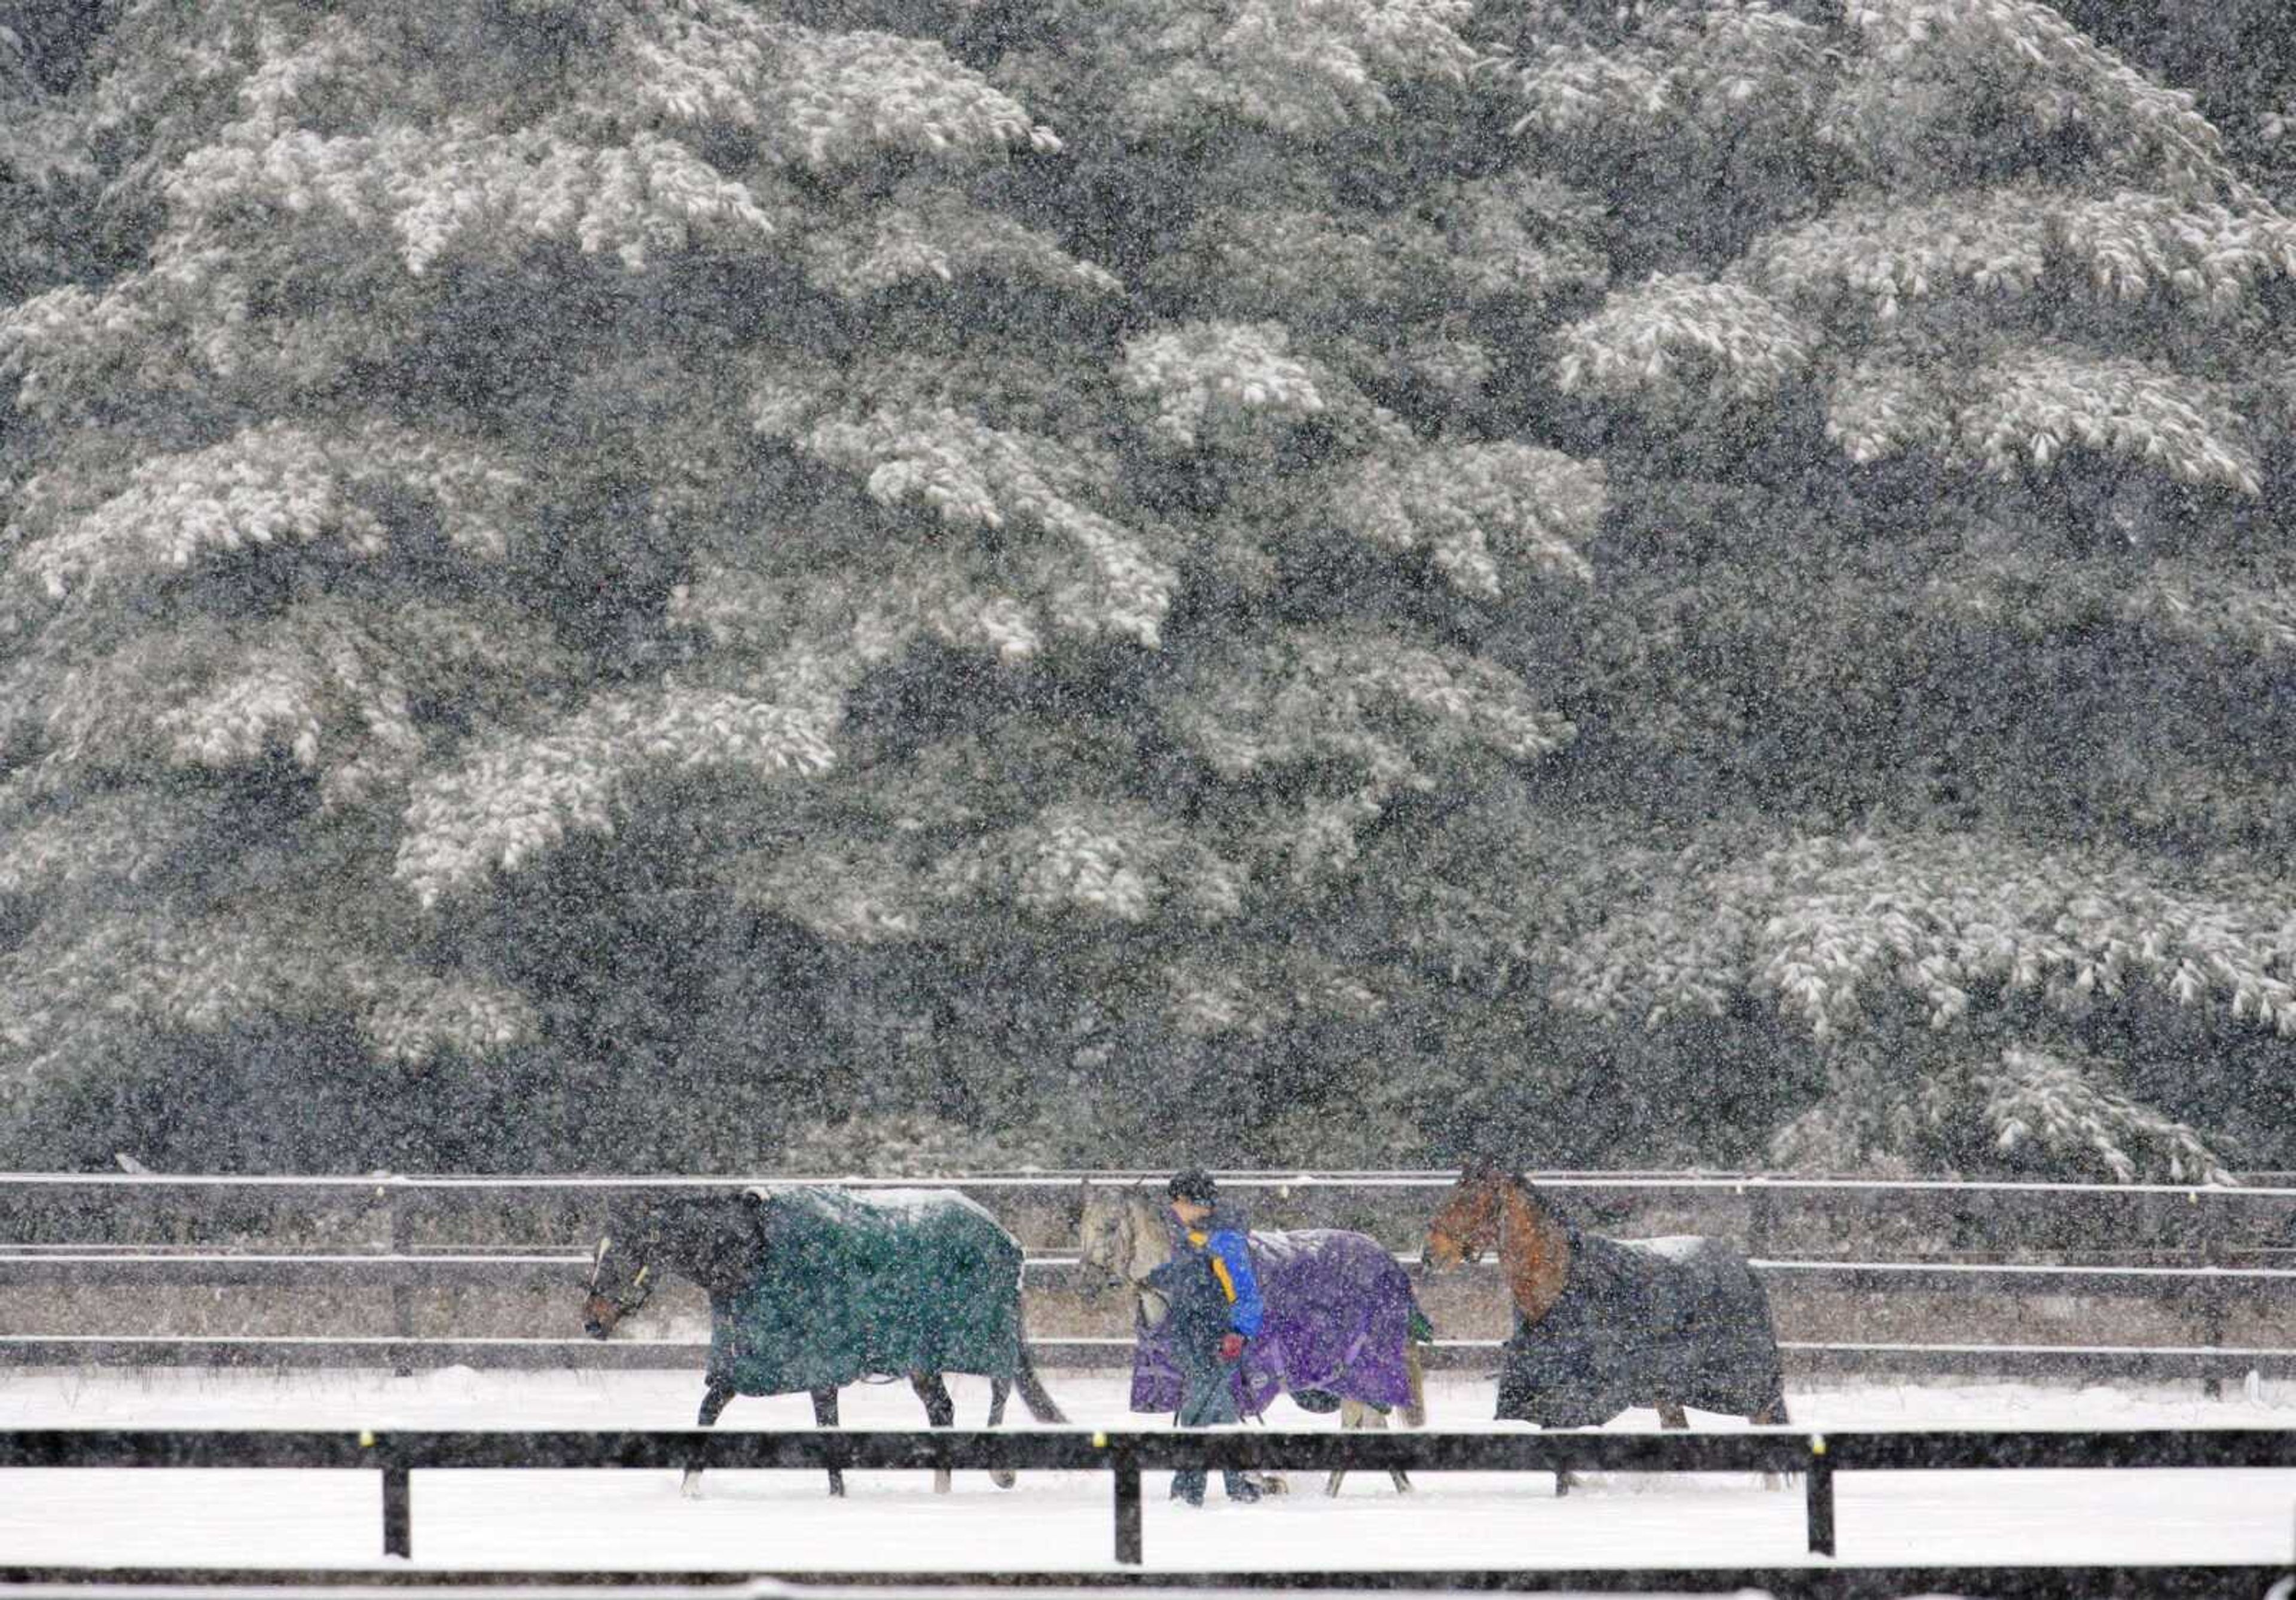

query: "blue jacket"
(1144, 1204), (1265, 1340)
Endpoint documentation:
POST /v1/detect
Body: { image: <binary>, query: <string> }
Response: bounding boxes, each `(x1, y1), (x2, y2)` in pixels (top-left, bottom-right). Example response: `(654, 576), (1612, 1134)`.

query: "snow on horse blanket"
(711, 1187), (1025, 1397)
(1495, 1222), (1782, 1428)
(1130, 1228), (1423, 1418)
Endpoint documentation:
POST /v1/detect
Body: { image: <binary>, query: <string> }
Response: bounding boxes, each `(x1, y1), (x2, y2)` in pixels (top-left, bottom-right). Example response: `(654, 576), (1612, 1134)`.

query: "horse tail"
(1733, 1245), (1786, 1355)
(1397, 1277), (1434, 1427)
(1012, 1333), (1068, 1424)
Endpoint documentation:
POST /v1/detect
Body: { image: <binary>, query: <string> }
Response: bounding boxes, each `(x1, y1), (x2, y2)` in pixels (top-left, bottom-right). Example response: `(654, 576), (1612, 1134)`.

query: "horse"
(1074, 1181), (1431, 1496)
(583, 1184), (1067, 1497)
(1421, 1160), (1791, 1496)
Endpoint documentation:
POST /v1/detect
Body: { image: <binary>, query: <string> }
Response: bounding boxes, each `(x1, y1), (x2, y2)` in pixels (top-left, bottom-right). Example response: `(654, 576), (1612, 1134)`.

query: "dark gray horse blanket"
(1130, 1228), (1424, 1418)
(710, 1187), (1025, 1396)
(1495, 1225), (1782, 1428)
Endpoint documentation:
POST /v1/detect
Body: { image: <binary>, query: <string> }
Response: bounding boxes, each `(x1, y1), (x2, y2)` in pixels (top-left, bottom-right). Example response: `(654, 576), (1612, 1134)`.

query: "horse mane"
(1500, 1169), (1583, 1248)
(1071, 1180), (1161, 1228)
(609, 1190), (770, 1298)
(1457, 1161), (1582, 1262)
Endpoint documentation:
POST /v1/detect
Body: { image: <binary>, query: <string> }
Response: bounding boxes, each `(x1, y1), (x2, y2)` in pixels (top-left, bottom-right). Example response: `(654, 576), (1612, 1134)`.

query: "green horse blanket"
(710, 1186), (1027, 1396)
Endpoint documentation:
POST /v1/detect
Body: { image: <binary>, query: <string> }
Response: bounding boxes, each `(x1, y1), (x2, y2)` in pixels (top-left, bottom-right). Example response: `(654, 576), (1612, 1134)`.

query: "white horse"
(1075, 1182), (1428, 1495)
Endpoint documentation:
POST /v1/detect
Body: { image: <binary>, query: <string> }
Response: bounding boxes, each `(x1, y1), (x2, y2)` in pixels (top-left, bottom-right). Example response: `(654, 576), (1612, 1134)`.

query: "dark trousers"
(1170, 1341), (1251, 1501)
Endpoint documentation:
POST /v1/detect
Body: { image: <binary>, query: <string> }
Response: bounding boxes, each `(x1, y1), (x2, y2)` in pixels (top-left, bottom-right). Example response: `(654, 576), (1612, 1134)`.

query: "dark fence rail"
(7, 1333), (2296, 1385)
(3, 1425), (2292, 1569)
(0, 1570), (2290, 1600)
(6, 1250), (2296, 1296)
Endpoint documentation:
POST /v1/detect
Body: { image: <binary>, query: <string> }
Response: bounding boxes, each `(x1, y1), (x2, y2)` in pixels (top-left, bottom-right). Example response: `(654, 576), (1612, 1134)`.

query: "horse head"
(582, 1216), (657, 1339)
(1074, 1182), (1173, 1328)
(1420, 1157), (1511, 1275)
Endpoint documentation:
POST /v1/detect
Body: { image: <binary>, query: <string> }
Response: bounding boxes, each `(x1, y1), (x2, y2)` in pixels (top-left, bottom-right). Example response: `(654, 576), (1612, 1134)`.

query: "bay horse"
(583, 1185), (1067, 1497)
(1421, 1161), (1790, 1495)
(1076, 1182), (1431, 1496)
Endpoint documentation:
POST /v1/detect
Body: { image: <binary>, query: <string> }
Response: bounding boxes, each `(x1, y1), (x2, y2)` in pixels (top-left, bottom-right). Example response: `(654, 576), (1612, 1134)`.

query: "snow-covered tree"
(1461, 0), (2296, 1180)
(0, 0), (1602, 1168)
(2, 0), (2290, 1179)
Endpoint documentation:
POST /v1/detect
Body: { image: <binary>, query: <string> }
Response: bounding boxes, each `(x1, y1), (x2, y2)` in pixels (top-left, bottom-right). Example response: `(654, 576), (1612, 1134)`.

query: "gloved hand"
(1218, 1332), (1245, 1363)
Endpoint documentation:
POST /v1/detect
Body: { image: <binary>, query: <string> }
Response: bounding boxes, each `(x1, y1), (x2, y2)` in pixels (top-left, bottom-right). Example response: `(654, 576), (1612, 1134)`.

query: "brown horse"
(1422, 1161), (1790, 1495)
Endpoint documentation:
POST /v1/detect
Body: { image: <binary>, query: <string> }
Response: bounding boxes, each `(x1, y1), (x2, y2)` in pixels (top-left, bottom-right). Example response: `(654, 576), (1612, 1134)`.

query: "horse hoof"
(992, 1469), (1017, 1490)
(679, 1471), (704, 1500)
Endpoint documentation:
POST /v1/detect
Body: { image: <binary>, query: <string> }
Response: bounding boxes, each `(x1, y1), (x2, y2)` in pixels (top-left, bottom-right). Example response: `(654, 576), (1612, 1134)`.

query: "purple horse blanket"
(1128, 1228), (1425, 1418)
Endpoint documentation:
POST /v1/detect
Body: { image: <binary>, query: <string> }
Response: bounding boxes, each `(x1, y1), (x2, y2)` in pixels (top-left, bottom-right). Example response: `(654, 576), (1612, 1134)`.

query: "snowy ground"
(0, 1367), (2292, 1573)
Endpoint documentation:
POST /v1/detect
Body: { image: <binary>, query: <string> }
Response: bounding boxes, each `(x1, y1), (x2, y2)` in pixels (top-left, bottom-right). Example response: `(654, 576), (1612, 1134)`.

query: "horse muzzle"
(1419, 1235), (1468, 1276)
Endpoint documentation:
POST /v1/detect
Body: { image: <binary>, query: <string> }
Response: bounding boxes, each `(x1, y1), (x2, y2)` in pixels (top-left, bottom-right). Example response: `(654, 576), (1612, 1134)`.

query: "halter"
(1428, 1174), (1507, 1266)
(587, 1233), (654, 1321)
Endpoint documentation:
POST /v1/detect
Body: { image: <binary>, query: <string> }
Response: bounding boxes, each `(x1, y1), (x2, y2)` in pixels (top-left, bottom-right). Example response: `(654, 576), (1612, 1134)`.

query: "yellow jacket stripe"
(1189, 1230), (1239, 1303)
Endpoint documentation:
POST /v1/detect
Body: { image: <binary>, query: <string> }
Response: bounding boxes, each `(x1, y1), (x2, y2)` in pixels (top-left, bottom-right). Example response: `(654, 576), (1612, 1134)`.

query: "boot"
(1171, 1469), (1206, 1507)
(1223, 1471), (1261, 1504)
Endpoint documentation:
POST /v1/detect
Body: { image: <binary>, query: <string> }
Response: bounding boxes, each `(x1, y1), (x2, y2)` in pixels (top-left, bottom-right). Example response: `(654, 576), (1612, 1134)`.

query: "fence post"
(387, 1184), (414, 1379)
(1098, 1433), (1142, 1567)
(2199, 1192), (2227, 1401)
(1805, 1434), (1834, 1558)
(363, 1431), (411, 1558)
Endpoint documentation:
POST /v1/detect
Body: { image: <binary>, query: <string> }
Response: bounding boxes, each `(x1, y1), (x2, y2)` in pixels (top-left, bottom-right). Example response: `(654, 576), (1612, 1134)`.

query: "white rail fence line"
(4, 1171), (2293, 1382)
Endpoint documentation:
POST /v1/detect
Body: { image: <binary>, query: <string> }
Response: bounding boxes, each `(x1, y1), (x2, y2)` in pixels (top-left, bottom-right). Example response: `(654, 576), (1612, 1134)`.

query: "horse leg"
(1657, 1399), (1689, 1430)
(986, 1377), (1016, 1489)
(1553, 1428), (1573, 1499)
(1328, 1400), (1360, 1497)
(682, 1379), (734, 1499)
(1394, 1341), (1426, 1494)
(1753, 1387), (1793, 1490)
(912, 1372), (955, 1495)
(812, 1388), (845, 1498)
(1360, 1405), (1407, 1495)
(1335, 1398), (1403, 1496)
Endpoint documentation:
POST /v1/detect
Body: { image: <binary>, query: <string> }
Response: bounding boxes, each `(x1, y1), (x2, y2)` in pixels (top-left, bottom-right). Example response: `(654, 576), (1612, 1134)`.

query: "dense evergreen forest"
(2, 0), (2293, 1179)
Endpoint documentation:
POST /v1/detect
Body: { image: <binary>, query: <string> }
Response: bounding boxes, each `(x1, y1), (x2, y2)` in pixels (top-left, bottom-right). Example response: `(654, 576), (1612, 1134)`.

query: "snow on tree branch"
(759, 393), (1177, 652)
(13, 422), (527, 599)
(1835, 0), (2240, 201)
(1962, 350), (2258, 493)
(1555, 830), (2296, 1042)
(1556, 274), (1815, 407)
(1513, 1), (1828, 145)
(395, 682), (839, 906)
(1033, 0), (1483, 139)
(942, 800), (1250, 925)
(802, 194), (1122, 301)
(771, 29), (1060, 170)
(1751, 188), (2296, 323)
(1118, 320), (1336, 450)
(1338, 441), (1604, 598)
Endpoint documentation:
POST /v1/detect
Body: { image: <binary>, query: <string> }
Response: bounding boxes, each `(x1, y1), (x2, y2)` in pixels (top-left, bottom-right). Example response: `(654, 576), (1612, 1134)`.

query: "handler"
(1143, 1168), (1266, 1506)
